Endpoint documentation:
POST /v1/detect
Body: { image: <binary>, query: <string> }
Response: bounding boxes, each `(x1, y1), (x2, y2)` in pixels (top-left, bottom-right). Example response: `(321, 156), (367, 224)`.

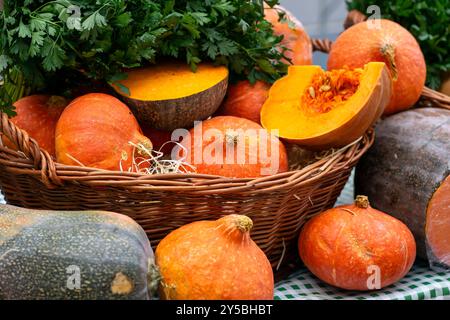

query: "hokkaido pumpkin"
(179, 116), (288, 178)
(261, 62), (391, 150)
(265, 5), (313, 65)
(328, 19), (426, 115)
(112, 61), (229, 131)
(155, 214), (274, 300)
(299, 196), (416, 291)
(55, 93), (152, 171)
(0, 204), (158, 300)
(1, 95), (68, 157)
(356, 108), (450, 270)
(217, 80), (271, 124)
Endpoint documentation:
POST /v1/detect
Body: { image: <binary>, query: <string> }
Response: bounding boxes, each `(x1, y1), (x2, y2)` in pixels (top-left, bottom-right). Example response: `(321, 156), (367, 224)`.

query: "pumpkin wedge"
(261, 62), (391, 150)
(112, 61), (229, 131)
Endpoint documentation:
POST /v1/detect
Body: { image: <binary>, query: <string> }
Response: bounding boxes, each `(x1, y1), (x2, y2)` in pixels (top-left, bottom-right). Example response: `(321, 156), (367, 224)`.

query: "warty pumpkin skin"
(155, 215), (274, 300)
(1, 95), (68, 157)
(0, 205), (158, 300)
(356, 108), (450, 270)
(112, 61), (229, 131)
(180, 116), (288, 178)
(217, 80), (271, 124)
(265, 5), (313, 65)
(55, 93), (152, 171)
(298, 196), (416, 291)
(261, 62), (392, 150)
(327, 19), (426, 115)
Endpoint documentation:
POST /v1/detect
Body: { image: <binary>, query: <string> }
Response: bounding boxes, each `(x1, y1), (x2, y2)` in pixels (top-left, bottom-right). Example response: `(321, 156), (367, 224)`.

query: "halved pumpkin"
(261, 62), (391, 149)
(112, 61), (229, 131)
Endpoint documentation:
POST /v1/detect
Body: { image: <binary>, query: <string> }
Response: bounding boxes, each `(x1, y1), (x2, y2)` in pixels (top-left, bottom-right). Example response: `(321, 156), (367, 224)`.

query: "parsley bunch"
(347, 0), (450, 89)
(0, 0), (288, 114)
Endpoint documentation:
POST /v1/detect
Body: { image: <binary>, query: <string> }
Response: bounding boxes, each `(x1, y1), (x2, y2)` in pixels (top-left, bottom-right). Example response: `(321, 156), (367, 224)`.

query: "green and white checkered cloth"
(274, 172), (450, 300)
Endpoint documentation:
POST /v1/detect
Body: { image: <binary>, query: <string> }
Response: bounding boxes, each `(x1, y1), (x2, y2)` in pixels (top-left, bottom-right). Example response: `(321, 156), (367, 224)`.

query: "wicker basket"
(0, 11), (449, 275)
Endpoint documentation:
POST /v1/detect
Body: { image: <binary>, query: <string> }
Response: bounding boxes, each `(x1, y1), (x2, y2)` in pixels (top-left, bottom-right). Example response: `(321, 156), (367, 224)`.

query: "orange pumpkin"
(265, 5), (313, 65)
(217, 80), (271, 124)
(2, 95), (68, 157)
(55, 93), (152, 171)
(180, 116), (288, 178)
(328, 19), (426, 115)
(261, 62), (391, 150)
(156, 214), (274, 300)
(298, 196), (416, 291)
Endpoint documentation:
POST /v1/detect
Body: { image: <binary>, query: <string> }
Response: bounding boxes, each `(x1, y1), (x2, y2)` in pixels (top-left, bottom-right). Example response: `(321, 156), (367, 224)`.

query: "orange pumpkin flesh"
(218, 80), (271, 124)
(180, 116), (288, 178)
(265, 5), (313, 65)
(328, 19), (426, 115)
(156, 214), (274, 300)
(261, 62), (391, 150)
(2, 95), (68, 157)
(426, 176), (450, 267)
(55, 93), (152, 171)
(299, 196), (416, 291)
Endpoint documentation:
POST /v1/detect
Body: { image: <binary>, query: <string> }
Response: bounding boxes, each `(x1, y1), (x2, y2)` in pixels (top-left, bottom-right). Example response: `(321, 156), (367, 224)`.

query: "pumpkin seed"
(308, 86), (316, 98)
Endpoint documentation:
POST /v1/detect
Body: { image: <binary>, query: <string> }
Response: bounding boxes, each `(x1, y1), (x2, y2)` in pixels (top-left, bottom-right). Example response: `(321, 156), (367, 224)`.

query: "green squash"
(0, 205), (159, 300)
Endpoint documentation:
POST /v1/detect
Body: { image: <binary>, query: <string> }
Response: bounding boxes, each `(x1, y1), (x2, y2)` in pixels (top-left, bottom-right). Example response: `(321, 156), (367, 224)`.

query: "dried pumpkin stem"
(234, 215), (254, 233)
(380, 43), (399, 81)
(355, 195), (370, 209)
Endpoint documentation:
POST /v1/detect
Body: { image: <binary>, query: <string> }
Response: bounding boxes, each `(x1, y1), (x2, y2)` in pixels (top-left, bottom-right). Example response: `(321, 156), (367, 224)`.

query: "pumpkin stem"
(380, 44), (399, 81)
(134, 137), (154, 157)
(355, 195), (370, 209)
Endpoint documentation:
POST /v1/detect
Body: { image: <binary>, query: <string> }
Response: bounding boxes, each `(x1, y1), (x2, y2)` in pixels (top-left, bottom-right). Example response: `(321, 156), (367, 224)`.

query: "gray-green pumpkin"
(0, 205), (159, 300)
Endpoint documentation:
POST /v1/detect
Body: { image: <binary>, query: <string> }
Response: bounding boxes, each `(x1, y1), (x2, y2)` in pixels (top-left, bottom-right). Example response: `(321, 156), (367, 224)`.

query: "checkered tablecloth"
(1, 172), (449, 300)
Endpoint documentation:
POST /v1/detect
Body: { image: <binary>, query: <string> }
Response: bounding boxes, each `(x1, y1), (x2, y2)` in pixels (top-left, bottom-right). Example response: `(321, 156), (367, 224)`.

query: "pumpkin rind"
(355, 108), (450, 270)
(155, 215), (274, 300)
(327, 19), (426, 115)
(0, 205), (155, 300)
(298, 197), (416, 290)
(112, 62), (229, 131)
(261, 62), (391, 149)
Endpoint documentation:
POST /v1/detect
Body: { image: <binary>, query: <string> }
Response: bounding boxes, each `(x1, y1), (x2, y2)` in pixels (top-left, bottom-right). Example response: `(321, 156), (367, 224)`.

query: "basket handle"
(0, 112), (61, 187)
(311, 10), (450, 111)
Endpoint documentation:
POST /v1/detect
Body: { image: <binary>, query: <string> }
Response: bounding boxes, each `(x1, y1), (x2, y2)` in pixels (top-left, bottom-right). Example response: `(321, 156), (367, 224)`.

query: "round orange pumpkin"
(327, 19), (426, 115)
(298, 196), (416, 291)
(265, 5), (313, 65)
(55, 93), (152, 171)
(217, 80), (271, 124)
(2, 95), (68, 157)
(180, 116), (288, 178)
(155, 214), (274, 300)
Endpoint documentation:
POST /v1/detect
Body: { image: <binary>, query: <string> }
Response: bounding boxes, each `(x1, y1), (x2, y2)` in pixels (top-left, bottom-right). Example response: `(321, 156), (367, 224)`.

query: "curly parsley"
(0, 0), (288, 114)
